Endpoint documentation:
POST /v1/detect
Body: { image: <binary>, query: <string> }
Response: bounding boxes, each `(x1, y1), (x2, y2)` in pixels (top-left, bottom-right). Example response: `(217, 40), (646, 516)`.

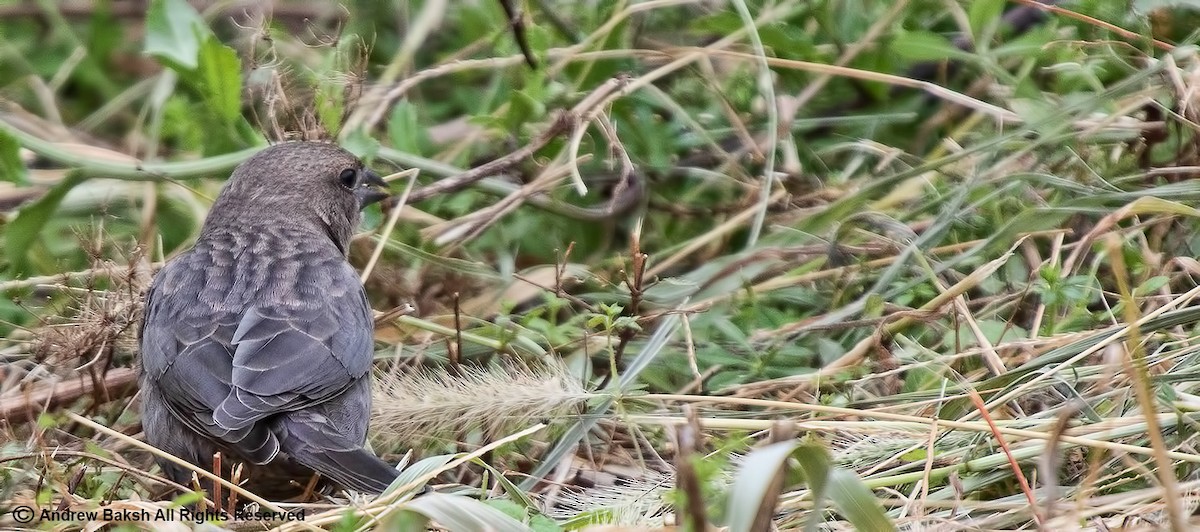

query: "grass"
(4, 0), (1200, 530)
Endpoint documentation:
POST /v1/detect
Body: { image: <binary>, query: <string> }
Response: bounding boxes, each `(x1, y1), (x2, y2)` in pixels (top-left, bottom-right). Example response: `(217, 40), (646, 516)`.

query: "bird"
(138, 141), (398, 499)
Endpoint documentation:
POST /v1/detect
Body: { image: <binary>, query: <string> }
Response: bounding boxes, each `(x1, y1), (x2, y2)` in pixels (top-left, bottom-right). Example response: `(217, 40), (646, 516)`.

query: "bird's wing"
(140, 258), (280, 463)
(211, 260), (375, 431)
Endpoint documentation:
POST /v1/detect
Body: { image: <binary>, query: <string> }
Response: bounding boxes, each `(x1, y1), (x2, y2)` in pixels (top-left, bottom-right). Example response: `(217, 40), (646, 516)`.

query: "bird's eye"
(338, 168), (357, 188)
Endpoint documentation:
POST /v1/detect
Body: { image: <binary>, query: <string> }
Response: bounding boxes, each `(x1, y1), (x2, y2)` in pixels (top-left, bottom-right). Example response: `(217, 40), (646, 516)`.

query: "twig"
(674, 406), (708, 532)
(961, 378), (1043, 526)
(393, 77), (627, 207)
(1010, 0), (1174, 52)
(426, 160), (575, 247)
(377, 146), (644, 221)
(0, 367), (137, 425)
(497, 0), (538, 69)
(359, 167), (420, 283)
(211, 452), (224, 513)
(610, 229), (648, 372)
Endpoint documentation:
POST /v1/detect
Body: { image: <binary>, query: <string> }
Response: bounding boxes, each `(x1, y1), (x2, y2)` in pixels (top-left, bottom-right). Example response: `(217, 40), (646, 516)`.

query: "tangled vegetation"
(4, 0), (1200, 530)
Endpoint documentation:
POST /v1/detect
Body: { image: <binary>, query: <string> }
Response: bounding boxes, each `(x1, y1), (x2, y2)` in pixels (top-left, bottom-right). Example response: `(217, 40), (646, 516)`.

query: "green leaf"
(36, 412), (59, 429)
(726, 440), (800, 532)
(891, 31), (970, 62)
(469, 457), (542, 510)
(1123, 196), (1200, 217)
(826, 469), (895, 532)
(528, 512), (560, 532)
(83, 440), (112, 460)
(388, 101), (427, 155)
(330, 510), (362, 532)
(386, 510), (432, 532)
(0, 129), (28, 185)
(992, 26), (1055, 59)
(1134, 0), (1200, 12)
(525, 23), (551, 59)
(954, 319), (1026, 348)
(6, 172), (87, 276)
(1010, 98), (1068, 138)
(387, 453), (459, 495)
(864, 292), (885, 317)
(899, 448), (928, 462)
(144, 0), (209, 70)
(343, 128), (381, 162)
(1135, 275), (1170, 296)
(402, 493), (534, 532)
(968, 0), (1005, 43)
(794, 443), (833, 532)
(504, 89), (546, 133)
(485, 500), (559, 532)
(196, 39), (243, 122)
(170, 491), (205, 509)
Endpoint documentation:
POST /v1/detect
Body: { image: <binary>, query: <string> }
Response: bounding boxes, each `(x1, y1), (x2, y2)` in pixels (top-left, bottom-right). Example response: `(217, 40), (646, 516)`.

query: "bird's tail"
(287, 447), (400, 494)
(277, 385), (399, 494)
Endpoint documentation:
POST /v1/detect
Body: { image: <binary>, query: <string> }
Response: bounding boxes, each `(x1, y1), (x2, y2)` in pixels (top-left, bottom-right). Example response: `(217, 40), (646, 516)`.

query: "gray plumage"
(139, 142), (396, 497)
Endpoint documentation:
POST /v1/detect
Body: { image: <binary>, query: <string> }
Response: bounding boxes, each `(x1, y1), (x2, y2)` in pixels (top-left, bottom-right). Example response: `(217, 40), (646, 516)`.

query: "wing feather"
(212, 260), (374, 430)
(140, 258), (280, 464)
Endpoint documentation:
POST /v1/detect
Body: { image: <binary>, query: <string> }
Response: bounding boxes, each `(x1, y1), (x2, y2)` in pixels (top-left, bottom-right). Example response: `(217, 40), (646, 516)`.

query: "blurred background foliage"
(6, 0), (1200, 529)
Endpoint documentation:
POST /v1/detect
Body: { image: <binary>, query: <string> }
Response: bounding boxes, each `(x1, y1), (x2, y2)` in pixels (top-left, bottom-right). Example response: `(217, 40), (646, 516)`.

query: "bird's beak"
(354, 169), (390, 209)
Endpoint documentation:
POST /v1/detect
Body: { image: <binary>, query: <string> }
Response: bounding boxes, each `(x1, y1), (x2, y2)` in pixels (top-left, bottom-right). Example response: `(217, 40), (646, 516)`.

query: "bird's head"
(207, 141), (391, 253)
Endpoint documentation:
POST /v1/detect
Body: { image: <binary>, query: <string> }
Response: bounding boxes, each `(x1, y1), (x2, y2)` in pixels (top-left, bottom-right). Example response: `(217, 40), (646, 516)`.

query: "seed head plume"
(371, 362), (595, 446)
(547, 469), (674, 527)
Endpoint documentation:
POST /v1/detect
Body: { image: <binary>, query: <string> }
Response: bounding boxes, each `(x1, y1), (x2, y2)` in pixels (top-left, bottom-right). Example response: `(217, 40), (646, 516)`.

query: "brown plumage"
(139, 142), (396, 499)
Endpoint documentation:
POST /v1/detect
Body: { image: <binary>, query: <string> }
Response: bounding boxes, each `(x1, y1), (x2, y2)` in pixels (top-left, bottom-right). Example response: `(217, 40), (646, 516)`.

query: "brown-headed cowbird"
(139, 142), (397, 498)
